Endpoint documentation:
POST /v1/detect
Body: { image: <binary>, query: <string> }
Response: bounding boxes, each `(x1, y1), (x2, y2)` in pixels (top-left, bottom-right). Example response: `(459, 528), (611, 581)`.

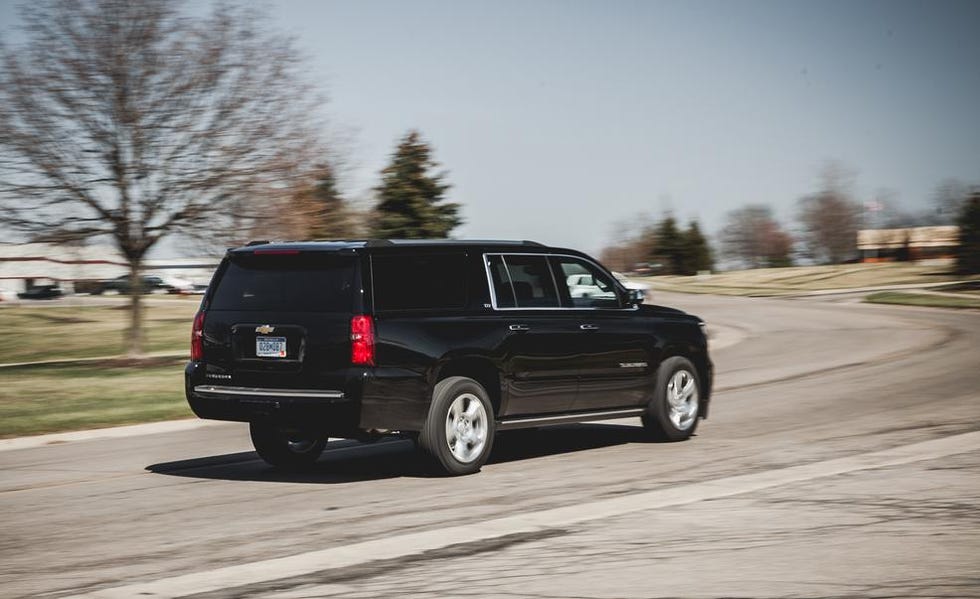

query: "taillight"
(191, 311), (205, 361)
(350, 315), (375, 366)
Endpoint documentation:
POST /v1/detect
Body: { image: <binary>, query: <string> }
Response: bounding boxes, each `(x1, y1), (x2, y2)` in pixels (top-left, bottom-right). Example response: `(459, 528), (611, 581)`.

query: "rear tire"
(419, 376), (495, 476)
(249, 422), (326, 469)
(642, 356), (701, 442)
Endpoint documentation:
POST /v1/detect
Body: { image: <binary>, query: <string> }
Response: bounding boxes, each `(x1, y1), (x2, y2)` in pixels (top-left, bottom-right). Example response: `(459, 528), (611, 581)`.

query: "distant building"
(857, 226), (959, 263)
(0, 242), (219, 294)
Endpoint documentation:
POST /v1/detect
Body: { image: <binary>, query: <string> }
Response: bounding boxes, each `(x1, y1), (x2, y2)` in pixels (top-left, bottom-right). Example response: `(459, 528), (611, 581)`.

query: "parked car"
(17, 284), (64, 300)
(185, 239), (712, 475)
(95, 274), (189, 295)
(613, 271), (650, 302)
(158, 275), (196, 295)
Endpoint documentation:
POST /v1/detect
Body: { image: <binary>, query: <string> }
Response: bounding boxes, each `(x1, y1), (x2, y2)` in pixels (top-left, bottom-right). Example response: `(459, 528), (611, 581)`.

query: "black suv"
(186, 240), (712, 475)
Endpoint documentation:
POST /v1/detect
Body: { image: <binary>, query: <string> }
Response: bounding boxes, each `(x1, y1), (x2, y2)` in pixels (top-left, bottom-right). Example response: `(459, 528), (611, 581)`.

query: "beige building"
(857, 226), (959, 262)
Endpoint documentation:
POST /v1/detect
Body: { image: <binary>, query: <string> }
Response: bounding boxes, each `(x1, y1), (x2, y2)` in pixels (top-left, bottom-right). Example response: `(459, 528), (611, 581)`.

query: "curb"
(0, 419), (226, 452)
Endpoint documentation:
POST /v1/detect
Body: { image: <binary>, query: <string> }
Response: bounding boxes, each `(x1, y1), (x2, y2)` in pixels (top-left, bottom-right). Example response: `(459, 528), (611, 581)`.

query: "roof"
(229, 239), (549, 254)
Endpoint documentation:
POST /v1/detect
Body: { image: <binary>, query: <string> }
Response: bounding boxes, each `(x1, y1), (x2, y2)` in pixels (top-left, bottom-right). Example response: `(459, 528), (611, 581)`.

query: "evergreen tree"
(956, 192), (980, 275)
(372, 131), (461, 239)
(647, 216), (714, 275)
(653, 216), (684, 274)
(306, 164), (353, 239)
(681, 221), (714, 274)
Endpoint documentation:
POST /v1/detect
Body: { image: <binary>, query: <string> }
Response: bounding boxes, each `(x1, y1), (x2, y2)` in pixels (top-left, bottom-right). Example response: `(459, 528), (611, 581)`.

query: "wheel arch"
(432, 356), (503, 417)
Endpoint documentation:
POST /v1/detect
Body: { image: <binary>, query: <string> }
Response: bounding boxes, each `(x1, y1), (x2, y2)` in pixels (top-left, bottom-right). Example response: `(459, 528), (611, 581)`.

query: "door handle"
(509, 324), (530, 332)
(579, 324), (600, 331)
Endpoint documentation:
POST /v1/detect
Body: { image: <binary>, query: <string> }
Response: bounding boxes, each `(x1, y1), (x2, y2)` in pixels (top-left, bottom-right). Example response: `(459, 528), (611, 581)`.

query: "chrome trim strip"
(193, 385), (344, 399)
(497, 407), (645, 430)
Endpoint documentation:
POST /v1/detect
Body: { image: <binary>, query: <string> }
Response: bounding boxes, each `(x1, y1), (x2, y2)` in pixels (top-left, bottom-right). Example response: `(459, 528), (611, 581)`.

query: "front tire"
(249, 422), (326, 469)
(419, 377), (495, 476)
(642, 356), (701, 441)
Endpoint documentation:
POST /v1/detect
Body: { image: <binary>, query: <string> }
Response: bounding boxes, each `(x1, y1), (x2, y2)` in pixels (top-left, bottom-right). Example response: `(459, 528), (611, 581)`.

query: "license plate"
(256, 336), (287, 358)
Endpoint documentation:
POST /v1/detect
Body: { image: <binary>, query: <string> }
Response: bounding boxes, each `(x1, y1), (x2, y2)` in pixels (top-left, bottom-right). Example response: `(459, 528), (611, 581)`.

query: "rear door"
(201, 251), (358, 391)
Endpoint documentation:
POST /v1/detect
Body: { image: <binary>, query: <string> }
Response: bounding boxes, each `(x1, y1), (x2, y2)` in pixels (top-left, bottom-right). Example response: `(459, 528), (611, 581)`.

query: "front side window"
(486, 254), (560, 309)
(552, 256), (623, 309)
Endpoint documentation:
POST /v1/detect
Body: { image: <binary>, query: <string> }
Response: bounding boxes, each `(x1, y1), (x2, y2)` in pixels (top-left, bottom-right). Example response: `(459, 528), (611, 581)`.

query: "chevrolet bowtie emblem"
(255, 325), (275, 334)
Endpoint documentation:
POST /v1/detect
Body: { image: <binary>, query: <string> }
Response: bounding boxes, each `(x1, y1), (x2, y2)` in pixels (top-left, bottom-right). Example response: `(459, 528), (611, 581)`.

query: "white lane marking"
(263, 584), (356, 598)
(0, 419), (225, 453)
(70, 430), (980, 599)
(706, 322), (746, 351)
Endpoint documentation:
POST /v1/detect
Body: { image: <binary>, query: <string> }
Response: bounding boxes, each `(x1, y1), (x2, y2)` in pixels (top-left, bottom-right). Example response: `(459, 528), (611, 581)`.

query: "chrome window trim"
(482, 252), (638, 312)
(499, 254), (518, 307)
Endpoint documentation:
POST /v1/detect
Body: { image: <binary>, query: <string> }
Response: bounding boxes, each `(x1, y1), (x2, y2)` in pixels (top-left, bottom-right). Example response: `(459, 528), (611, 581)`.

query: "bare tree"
(797, 163), (863, 264)
(0, 0), (324, 356)
(720, 205), (793, 269)
(599, 213), (655, 272)
(931, 179), (969, 225)
(287, 162), (366, 241)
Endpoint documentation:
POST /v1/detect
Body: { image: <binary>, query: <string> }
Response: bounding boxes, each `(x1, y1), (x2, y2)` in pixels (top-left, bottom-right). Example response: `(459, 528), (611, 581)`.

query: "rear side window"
(372, 253), (467, 311)
(487, 254), (560, 309)
(210, 254), (355, 312)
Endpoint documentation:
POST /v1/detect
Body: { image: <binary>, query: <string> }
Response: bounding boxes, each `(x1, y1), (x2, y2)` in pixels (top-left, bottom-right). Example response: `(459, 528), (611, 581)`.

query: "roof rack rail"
(357, 238), (546, 248)
(245, 240), (271, 246)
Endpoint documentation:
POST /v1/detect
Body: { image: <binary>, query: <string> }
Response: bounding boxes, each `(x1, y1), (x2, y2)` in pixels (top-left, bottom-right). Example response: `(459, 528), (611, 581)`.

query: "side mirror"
(627, 288), (644, 306)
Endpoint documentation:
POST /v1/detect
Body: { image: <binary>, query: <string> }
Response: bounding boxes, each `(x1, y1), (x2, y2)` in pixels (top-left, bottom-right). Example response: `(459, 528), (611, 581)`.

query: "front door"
(486, 254), (578, 416)
(549, 255), (651, 411)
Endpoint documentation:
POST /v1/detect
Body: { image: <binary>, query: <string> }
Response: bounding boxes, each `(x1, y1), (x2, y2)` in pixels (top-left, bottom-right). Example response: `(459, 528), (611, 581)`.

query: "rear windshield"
(210, 254), (355, 312)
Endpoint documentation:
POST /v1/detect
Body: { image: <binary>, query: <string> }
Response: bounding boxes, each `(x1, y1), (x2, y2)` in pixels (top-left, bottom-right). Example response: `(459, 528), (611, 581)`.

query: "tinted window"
(487, 255), (515, 308)
(488, 254), (560, 308)
(372, 253), (467, 311)
(553, 256), (622, 308)
(210, 254), (355, 312)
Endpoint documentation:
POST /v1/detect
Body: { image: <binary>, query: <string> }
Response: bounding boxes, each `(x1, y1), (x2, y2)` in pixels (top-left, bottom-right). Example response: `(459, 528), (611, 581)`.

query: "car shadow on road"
(146, 422), (657, 484)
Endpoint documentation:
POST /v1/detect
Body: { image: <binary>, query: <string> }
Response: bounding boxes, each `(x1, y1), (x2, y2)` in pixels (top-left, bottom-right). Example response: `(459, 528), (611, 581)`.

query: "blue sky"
(2, 0), (979, 255)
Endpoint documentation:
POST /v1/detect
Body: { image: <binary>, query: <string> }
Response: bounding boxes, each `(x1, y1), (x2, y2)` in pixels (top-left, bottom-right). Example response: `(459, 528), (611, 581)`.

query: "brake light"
(253, 249), (300, 255)
(350, 315), (375, 366)
(191, 311), (205, 361)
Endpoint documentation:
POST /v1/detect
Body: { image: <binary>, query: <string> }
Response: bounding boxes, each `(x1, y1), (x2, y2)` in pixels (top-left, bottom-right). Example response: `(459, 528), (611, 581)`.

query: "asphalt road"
(1, 293), (978, 598)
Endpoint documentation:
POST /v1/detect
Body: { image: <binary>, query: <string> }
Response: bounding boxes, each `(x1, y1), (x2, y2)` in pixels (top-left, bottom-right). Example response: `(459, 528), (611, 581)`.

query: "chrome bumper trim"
(193, 385), (344, 399)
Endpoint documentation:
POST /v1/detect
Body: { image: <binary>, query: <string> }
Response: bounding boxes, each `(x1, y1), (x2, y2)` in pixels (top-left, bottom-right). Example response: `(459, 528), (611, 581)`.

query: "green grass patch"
(0, 301), (197, 364)
(863, 292), (980, 309)
(0, 360), (192, 438)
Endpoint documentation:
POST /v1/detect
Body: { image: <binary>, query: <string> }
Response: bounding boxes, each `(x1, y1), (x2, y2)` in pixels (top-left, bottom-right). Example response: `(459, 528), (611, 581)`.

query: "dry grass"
(863, 291), (980, 310)
(0, 360), (191, 438)
(642, 263), (967, 296)
(0, 300), (197, 364)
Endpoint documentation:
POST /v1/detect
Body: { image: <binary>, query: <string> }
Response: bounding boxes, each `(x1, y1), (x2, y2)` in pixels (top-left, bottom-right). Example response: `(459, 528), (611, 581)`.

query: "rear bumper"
(184, 361), (429, 433)
(184, 361), (360, 430)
